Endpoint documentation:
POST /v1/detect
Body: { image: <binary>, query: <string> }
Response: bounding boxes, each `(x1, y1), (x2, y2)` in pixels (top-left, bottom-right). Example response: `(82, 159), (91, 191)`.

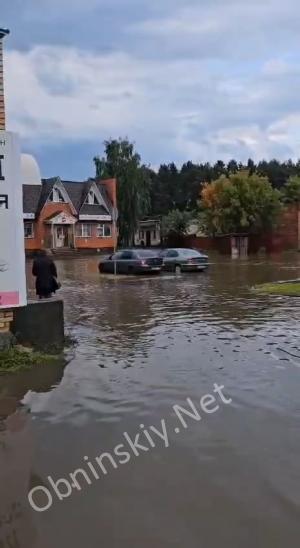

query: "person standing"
(32, 250), (59, 299)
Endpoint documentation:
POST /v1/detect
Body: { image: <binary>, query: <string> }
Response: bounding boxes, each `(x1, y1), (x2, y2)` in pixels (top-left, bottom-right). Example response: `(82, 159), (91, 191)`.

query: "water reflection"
(0, 361), (66, 548)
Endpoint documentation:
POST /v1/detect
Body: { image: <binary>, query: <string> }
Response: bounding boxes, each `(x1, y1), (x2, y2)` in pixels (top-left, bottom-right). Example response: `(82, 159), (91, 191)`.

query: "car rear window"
(180, 249), (201, 257)
(137, 250), (158, 258)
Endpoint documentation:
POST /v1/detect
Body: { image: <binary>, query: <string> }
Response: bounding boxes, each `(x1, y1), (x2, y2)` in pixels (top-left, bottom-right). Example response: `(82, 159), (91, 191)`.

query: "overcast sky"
(2, 0), (300, 179)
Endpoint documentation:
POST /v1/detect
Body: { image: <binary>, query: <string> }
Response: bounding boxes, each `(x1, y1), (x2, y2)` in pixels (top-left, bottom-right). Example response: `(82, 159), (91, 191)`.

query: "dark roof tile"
(38, 178), (58, 213)
(23, 185), (42, 214)
(61, 181), (86, 211)
(79, 204), (110, 216)
(23, 179), (114, 217)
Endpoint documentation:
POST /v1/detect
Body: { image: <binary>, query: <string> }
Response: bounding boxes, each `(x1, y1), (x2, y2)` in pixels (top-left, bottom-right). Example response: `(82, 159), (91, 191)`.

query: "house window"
(76, 223), (92, 238)
(85, 190), (100, 205)
(24, 222), (34, 239)
(97, 224), (112, 238)
(139, 230), (144, 240)
(49, 187), (66, 203)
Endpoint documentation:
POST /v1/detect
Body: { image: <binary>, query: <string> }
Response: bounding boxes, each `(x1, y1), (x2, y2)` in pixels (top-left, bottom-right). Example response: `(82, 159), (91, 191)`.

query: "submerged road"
(0, 252), (300, 547)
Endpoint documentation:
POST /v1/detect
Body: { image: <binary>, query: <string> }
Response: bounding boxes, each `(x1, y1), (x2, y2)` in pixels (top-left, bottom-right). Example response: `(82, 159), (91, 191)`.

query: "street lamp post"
(112, 206), (118, 276)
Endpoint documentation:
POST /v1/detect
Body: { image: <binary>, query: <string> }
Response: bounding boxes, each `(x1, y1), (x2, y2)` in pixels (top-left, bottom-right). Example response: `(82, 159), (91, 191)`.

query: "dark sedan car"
(160, 248), (209, 273)
(99, 249), (163, 275)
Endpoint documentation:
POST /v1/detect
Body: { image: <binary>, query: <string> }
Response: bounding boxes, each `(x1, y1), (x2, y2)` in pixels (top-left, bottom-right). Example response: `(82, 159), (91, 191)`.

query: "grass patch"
(0, 347), (60, 373)
(254, 282), (300, 296)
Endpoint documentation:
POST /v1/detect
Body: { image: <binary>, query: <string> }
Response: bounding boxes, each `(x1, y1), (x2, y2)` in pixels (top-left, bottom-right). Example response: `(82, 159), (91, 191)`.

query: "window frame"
(48, 186), (66, 203)
(24, 221), (34, 239)
(76, 223), (92, 238)
(97, 223), (112, 238)
(85, 190), (100, 206)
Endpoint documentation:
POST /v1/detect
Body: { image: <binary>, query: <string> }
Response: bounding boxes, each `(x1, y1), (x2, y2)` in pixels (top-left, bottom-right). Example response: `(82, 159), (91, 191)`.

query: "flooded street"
(1, 252), (300, 547)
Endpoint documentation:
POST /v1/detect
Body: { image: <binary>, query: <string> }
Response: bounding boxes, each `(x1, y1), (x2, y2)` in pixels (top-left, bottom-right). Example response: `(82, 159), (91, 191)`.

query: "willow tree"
(200, 171), (281, 235)
(94, 139), (150, 246)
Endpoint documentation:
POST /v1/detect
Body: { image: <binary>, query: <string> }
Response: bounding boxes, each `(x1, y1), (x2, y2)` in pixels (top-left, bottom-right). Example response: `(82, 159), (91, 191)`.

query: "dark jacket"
(32, 256), (58, 297)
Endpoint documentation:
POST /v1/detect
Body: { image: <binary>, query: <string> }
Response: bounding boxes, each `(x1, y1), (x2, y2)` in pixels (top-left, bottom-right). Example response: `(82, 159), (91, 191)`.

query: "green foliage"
(94, 139), (151, 246)
(281, 176), (300, 203)
(201, 171), (281, 235)
(94, 143), (300, 235)
(162, 209), (192, 238)
(254, 282), (300, 296)
(148, 158), (300, 216)
(0, 348), (58, 373)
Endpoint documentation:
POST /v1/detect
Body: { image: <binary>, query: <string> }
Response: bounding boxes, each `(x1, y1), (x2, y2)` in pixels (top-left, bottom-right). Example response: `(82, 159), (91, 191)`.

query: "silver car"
(160, 248), (209, 273)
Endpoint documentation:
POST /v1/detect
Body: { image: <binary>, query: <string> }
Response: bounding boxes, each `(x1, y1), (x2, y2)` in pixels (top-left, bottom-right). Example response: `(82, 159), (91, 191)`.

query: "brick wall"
(24, 203), (117, 252)
(273, 204), (299, 249)
(24, 202), (76, 251)
(0, 39), (6, 130)
(100, 178), (117, 208)
(184, 205), (300, 254)
(24, 179), (118, 253)
(249, 204), (299, 253)
(0, 310), (13, 333)
(75, 223), (115, 251)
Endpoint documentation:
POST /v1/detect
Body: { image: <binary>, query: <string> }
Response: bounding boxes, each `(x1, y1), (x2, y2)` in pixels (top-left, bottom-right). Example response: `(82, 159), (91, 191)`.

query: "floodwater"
(1, 252), (300, 548)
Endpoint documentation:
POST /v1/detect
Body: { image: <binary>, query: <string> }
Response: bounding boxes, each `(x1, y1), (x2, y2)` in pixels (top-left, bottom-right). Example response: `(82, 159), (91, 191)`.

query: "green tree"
(247, 158), (256, 175)
(281, 175), (300, 204)
(227, 159), (239, 174)
(200, 171), (281, 235)
(94, 139), (150, 246)
(162, 209), (192, 240)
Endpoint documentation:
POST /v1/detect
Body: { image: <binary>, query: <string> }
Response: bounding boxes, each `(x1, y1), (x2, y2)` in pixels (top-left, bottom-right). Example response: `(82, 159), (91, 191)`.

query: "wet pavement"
(1, 252), (300, 547)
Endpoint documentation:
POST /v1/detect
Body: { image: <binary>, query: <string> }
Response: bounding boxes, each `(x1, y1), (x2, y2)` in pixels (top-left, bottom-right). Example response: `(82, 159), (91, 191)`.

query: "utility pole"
(113, 206), (117, 275)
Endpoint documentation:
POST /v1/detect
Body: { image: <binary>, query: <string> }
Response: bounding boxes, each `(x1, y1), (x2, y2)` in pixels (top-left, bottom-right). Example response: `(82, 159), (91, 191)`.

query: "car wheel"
(175, 264), (181, 275)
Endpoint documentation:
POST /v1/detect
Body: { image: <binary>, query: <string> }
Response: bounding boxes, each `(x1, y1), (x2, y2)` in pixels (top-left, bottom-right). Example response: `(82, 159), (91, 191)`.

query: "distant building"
(22, 175), (117, 253)
(134, 217), (162, 247)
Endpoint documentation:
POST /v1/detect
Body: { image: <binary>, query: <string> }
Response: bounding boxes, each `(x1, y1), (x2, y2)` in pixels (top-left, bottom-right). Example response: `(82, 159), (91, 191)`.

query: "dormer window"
(85, 189), (100, 205)
(49, 186), (66, 203)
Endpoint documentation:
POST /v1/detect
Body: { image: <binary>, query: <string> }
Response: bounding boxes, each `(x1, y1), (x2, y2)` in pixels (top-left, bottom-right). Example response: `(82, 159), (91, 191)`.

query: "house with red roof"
(22, 177), (117, 254)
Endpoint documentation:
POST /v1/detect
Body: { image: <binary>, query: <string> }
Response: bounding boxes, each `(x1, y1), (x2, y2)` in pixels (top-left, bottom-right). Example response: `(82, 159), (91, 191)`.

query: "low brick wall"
(0, 310), (13, 333)
(184, 205), (300, 255)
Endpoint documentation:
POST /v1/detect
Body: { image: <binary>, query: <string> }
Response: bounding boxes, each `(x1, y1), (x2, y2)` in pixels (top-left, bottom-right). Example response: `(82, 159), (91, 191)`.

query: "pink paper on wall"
(0, 291), (20, 308)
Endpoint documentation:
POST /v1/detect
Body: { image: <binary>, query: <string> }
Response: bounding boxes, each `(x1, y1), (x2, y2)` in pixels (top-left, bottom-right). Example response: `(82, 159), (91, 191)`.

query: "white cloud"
(5, 45), (216, 142)
(4, 40), (300, 164)
(132, 0), (300, 60)
(5, 47), (142, 139)
(27, 0), (116, 15)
